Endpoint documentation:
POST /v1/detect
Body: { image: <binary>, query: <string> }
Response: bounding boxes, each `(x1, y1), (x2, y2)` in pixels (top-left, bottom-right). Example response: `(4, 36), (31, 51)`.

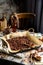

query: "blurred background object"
(0, 13), (7, 31)
(0, 0), (43, 33)
(15, 13), (36, 32)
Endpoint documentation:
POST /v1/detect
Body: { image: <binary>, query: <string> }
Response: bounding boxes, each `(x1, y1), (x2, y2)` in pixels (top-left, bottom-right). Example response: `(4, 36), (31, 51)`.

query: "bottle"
(11, 14), (17, 32)
(0, 14), (7, 31)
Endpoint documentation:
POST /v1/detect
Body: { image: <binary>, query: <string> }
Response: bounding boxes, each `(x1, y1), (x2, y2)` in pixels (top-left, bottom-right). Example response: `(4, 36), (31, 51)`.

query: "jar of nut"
(0, 14), (7, 31)
(10, 14), (17, 32)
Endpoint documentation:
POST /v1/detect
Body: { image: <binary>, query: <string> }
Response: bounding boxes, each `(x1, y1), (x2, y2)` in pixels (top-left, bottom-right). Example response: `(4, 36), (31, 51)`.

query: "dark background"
(0, 0), (43, 33)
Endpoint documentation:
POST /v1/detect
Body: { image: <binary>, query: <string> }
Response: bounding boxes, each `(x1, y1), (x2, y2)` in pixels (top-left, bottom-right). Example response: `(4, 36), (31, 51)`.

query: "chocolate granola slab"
(0, 31), (42, 53)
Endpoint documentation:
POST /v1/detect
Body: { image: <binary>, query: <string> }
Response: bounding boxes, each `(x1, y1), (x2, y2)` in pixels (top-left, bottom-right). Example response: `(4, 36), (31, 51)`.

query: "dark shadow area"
(0, 58), (24, 65)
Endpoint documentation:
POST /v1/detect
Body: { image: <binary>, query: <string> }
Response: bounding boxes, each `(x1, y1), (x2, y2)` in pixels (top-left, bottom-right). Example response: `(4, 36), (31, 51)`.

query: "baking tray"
(0, 31), (42, 54)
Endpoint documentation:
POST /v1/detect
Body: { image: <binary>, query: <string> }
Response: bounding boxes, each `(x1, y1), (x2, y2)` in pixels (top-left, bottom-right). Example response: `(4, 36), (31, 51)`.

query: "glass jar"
(11, 14), (17, 32)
